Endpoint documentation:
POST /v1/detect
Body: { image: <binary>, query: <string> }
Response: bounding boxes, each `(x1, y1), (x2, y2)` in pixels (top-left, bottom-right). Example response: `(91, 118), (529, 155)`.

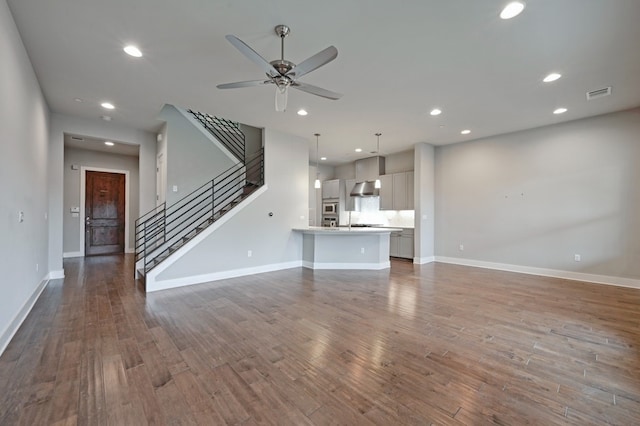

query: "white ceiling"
(8, 0), (640, 164)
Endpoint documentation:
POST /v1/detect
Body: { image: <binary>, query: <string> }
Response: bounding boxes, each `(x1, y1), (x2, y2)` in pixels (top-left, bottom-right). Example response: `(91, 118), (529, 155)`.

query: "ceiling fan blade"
(291, 82), (342, 100)
(286, 46), (338, 79)
(225, 35), (280, 77)
(217, 80), (271, 89)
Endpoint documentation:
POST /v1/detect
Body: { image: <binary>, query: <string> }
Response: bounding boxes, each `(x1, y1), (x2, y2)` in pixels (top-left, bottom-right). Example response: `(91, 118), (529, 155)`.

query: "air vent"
(586, 86), (612, 100)
(70, 136), (84, 141)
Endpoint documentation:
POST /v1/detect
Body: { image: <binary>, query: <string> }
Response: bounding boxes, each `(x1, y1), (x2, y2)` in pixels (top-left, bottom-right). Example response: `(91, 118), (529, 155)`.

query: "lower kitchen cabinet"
(390, 228), (414, 260)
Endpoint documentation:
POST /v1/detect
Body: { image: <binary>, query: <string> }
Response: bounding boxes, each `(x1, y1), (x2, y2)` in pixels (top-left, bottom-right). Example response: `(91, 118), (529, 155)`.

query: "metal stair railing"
(188, 110), (245, 163)
(135, 149), (264, 275)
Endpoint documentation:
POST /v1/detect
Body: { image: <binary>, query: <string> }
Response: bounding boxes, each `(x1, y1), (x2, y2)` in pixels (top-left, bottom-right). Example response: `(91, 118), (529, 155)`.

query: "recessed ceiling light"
(553, 107), (568, 114)
(355, 148), (362, 152)
(123, 45), (142, 58)
(543, 73), (562, 83)
(430, 108), (442, 116)
(320, 157), (327, 161)
(461, 129), (471, 135)
(101, 102), (115, 110)
(297, 109), (308, 116)
(101, 115), (112, 121)
(104, 141), (115, 146)
(500, 1), (526, 19)
(74, 97), (83, 103)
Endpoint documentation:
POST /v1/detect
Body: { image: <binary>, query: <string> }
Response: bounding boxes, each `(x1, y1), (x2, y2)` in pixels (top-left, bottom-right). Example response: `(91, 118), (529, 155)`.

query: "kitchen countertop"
(293, 226), (402, 234)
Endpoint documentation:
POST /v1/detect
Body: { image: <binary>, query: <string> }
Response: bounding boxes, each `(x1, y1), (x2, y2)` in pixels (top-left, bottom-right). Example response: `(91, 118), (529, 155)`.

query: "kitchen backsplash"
(348, 197), (415, 228)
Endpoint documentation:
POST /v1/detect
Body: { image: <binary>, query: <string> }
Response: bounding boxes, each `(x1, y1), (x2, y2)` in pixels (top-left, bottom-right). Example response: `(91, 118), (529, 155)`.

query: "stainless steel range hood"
(350, 181), (379, 197)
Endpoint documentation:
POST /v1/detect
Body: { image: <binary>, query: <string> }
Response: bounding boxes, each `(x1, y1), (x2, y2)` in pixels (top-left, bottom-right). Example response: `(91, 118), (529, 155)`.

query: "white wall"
(63, 148), (140, 255)
(0, 0), (50, 353)
(154, 128), (308, 284)
(159, 105), (236, 205)
(414, 143), (435, 262)
(49, 114), (156, 275)
(435, 108), (640, 281)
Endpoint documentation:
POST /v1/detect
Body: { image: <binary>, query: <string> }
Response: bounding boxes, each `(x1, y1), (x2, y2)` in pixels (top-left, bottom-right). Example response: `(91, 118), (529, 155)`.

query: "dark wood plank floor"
(1, 255), (640, 425)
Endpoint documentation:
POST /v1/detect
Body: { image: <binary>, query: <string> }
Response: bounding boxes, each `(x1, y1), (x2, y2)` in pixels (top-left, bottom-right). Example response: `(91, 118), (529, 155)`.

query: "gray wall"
(159, 105), (236, 205)
(0, 0), (50, 351)
(435, 108), (640, 280)
(63, 148), (140, 254)
(49, 114), (156, 274)
(156, 128), (308, 281)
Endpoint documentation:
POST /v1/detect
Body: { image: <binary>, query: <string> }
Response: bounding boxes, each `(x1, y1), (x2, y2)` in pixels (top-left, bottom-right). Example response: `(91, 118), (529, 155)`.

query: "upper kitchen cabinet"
(322, 179), (341, 199)
(379, 174), (394, 210)
(393, 171), (414, 210)
(344, 178), (357, 211)
(380, 171), (414, 210)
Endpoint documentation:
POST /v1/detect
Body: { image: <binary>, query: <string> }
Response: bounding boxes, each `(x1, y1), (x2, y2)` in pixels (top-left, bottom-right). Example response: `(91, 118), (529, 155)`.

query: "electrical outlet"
(360, 247), (365, 254)
(247, 250), (252, 258)
(574, 254), (581, 262)
(459, 244), (464, 251)
(18, 211), (24, 223)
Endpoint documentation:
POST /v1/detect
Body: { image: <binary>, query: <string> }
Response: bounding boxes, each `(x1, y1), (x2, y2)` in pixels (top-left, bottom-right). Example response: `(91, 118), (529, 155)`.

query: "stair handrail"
(135, 147), (264, 275)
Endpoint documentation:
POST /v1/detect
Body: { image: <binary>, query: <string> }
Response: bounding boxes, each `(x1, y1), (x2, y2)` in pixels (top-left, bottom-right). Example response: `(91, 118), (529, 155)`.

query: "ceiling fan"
(217, 25), (342, 112)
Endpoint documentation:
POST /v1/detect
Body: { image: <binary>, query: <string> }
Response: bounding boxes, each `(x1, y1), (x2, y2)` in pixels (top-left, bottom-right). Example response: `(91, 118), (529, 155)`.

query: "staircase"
(135, 112), (264, 278)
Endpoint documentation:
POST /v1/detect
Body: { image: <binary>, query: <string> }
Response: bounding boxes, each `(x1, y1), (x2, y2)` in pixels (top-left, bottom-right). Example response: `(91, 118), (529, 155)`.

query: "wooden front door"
(85, 171), (125, 256)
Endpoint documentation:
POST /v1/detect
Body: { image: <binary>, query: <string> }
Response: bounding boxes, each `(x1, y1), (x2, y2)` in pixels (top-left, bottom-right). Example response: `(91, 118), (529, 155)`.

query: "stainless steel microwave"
(322, 202), (338, 214)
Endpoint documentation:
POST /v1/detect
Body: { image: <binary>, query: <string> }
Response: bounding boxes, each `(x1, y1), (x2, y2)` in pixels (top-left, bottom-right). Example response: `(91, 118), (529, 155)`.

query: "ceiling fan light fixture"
(275, 85), (288, 112)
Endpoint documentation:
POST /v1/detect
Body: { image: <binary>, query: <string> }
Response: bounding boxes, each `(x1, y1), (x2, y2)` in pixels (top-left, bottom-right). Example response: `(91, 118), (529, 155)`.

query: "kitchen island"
(292, 226), (401, 270)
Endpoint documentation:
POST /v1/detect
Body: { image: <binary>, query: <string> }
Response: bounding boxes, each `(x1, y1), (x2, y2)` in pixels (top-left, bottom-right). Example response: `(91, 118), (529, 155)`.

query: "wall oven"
(322, 202), (338, 214)
(322, 216), (337, 227)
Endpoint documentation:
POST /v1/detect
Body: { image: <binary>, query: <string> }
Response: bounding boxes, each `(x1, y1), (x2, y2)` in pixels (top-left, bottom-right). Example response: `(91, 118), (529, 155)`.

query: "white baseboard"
(63, 251), (83, 258)
(147, 260), (302, 292)
(48, 270), (65, 279)
(0, 276), (49, 356)
(302, 260), (391, 270)
(414, 256), (435, 264)
(435, 256), (640, 290)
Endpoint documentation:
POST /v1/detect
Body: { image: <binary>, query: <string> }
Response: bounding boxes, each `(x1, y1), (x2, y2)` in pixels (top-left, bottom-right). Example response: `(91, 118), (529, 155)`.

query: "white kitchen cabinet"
(390, 228), (413, 260)
(378, 174), (394, 210)
(389, 232), (400, 257)
(322, 179), (340, 199)
(344, 178), (357, 211)
(380, 171), (414, 210)
(399, 229), (414, 259)
(393, 173), (407, 209)
(406, 171), (414, 210)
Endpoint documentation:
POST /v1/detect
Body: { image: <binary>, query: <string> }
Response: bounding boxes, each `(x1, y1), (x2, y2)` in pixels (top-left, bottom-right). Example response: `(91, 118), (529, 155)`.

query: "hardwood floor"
(1, 255), (639, 425)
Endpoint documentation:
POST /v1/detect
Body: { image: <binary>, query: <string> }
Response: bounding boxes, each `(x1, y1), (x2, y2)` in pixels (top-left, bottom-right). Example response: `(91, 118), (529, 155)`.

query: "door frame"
(80, 166), (131, 256)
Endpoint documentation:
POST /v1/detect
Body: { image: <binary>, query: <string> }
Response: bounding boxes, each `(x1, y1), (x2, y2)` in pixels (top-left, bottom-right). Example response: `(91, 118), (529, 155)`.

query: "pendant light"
(374, 133), (382, 188)
(314, 133), (321, 189)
